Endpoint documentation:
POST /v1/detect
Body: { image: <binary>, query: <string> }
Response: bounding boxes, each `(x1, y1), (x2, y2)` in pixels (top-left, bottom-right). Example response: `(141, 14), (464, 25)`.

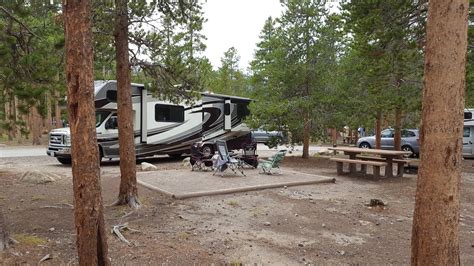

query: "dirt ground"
(0, 153), (474, 264)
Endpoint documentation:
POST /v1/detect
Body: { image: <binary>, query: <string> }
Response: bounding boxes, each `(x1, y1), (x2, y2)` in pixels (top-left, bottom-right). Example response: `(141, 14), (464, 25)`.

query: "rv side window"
(465, 112), (472, 120)
(155, 104), (184, 122)
(464, 127), (470, 138)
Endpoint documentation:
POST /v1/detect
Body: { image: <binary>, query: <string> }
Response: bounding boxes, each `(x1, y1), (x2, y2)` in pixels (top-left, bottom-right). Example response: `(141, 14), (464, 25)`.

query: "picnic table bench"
(330, 157), (387, 178)
(356, 155), (409, 177)
(328, 147), (411, 178)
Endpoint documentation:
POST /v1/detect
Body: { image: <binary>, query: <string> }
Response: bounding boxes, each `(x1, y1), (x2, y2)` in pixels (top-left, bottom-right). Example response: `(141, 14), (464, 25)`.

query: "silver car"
(356, 129), (420, 156)
(251, 129), (285, 144)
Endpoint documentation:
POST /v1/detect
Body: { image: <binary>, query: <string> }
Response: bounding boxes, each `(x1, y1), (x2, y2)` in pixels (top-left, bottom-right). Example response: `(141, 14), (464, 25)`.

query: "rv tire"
(168, 154), (183, 159)
(202, 144), (214, 157)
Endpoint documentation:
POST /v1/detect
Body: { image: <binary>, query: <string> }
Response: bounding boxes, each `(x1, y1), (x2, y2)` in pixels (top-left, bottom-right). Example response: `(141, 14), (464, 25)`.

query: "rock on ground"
(19, 171), (63, 184)
(182, 157), (191, 168)
(141, 162), (158, 171)
(314, 147), (330, 156)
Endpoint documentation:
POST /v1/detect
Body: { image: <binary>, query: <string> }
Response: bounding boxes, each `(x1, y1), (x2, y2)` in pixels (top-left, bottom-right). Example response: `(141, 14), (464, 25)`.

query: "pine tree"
(411, 0), (468, 263)
(249, 1), (343, 157)
(340, 0), (426, 148)
(63, 0), (109, 263)
(213, 47), (248, 96)
(0, 3), (65, 143)
(114, 0), (140, 209)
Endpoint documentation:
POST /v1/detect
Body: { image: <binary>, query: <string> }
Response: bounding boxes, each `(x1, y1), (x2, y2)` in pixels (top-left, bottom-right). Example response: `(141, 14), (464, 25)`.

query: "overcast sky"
(201, 0), (283, 71)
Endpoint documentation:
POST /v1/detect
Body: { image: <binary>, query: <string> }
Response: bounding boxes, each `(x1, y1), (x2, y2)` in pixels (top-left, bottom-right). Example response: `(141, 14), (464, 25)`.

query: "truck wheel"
(98, 146), (104, 165)
(57, 157), (71, 165)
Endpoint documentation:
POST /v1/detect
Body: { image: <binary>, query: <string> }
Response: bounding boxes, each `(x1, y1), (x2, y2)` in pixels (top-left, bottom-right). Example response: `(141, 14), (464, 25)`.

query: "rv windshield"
(96, 111), (110, 127)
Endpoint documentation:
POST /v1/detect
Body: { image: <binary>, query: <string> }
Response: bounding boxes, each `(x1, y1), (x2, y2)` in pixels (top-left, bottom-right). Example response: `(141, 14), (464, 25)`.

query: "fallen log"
(138, 177), (336, 200)
(0, 211), (7, 251)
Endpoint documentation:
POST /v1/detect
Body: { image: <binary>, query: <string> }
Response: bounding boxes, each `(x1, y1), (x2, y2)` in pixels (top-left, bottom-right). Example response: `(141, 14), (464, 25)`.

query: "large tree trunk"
(411, 0), (468, 264)
(302, 116), (310, 159)
(6, 96), (14, 141)
(114, 0), (140, 209)
(7, 96), (17, 141)
(44, 92), (52, 133)
(30, 106), (42, 145)
(63, 0), (109, 265)
(54, 90), (62, 128)
(375, 112), (382, 149)
(14, 97), (21, 138)
(393, 108), (402, 151)
(331, 128), (337, 146)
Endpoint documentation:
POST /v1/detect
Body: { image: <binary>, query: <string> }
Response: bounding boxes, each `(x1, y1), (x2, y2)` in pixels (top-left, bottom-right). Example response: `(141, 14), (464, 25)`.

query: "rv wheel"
(202, 145), (214, 157)
(168, 154), (183, 159)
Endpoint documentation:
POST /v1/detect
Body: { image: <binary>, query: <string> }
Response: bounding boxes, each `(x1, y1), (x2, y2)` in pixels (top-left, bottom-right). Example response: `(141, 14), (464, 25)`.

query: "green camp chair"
(259, 150), (287, 174)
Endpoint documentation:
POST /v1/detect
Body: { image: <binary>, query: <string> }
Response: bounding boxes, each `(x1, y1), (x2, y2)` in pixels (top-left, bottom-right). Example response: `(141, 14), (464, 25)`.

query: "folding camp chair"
(237, 143), (259, 168)
(259, 149), (287, 174)
(213, 140), (246, 176)
(190, 142), (213, 171)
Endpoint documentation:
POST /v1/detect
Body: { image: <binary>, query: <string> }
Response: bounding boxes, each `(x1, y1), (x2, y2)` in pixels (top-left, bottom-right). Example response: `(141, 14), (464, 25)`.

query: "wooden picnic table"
(328, 147), (411, 177)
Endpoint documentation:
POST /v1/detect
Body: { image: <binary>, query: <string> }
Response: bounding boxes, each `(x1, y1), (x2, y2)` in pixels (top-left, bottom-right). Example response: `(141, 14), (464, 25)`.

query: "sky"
(201, 0), (283, 71)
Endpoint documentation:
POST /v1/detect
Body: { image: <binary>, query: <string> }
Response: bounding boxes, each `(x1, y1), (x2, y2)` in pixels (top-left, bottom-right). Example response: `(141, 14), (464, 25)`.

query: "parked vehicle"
(463, 109), (474, 158)
(356, 128), (420, 156)
(47, 80), (252, 164)
(251, 128), (285, 145)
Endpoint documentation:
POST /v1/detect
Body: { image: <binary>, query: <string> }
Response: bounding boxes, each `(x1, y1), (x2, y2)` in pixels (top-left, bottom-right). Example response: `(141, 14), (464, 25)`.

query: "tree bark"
(30, 106), (42, 145)
(393, 108), (402, 151)
(411, 0), (468, 264)
(44, 92), (52, 133)
(7, 97), (16, 141)
(375, 112), (382, 149)
(114, 0), (140, 208)
(14, 97), (21, 138)
(63, 0), (110, 265)
(331, 128), (337, 146)
(302, 116), (310, 159)
(6, 96), (14, 141)
(55, 90), (62, 128)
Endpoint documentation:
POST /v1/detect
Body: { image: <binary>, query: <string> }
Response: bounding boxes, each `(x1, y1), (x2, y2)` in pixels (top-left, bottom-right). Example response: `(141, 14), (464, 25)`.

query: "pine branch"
(0, 6), (41, 39)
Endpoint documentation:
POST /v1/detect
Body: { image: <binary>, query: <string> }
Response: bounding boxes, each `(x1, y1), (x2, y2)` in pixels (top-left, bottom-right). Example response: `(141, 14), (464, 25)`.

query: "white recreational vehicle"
(46, 80), (252, 164)
(464, 109), (474, 158)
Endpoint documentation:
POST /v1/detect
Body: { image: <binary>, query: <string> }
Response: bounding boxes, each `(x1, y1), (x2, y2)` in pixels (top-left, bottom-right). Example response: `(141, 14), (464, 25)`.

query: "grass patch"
(227, 200), (239, 207)
(31, 196), (45, 201)
(177, 231), (190, 239)
(113, 206), (130, 218)
(12, 234), (47, 246)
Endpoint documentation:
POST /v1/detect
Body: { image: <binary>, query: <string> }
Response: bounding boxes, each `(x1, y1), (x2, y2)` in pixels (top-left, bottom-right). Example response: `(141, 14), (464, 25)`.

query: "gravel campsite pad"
(0, 153), (474, 264)
(137, 168), (335, 198)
